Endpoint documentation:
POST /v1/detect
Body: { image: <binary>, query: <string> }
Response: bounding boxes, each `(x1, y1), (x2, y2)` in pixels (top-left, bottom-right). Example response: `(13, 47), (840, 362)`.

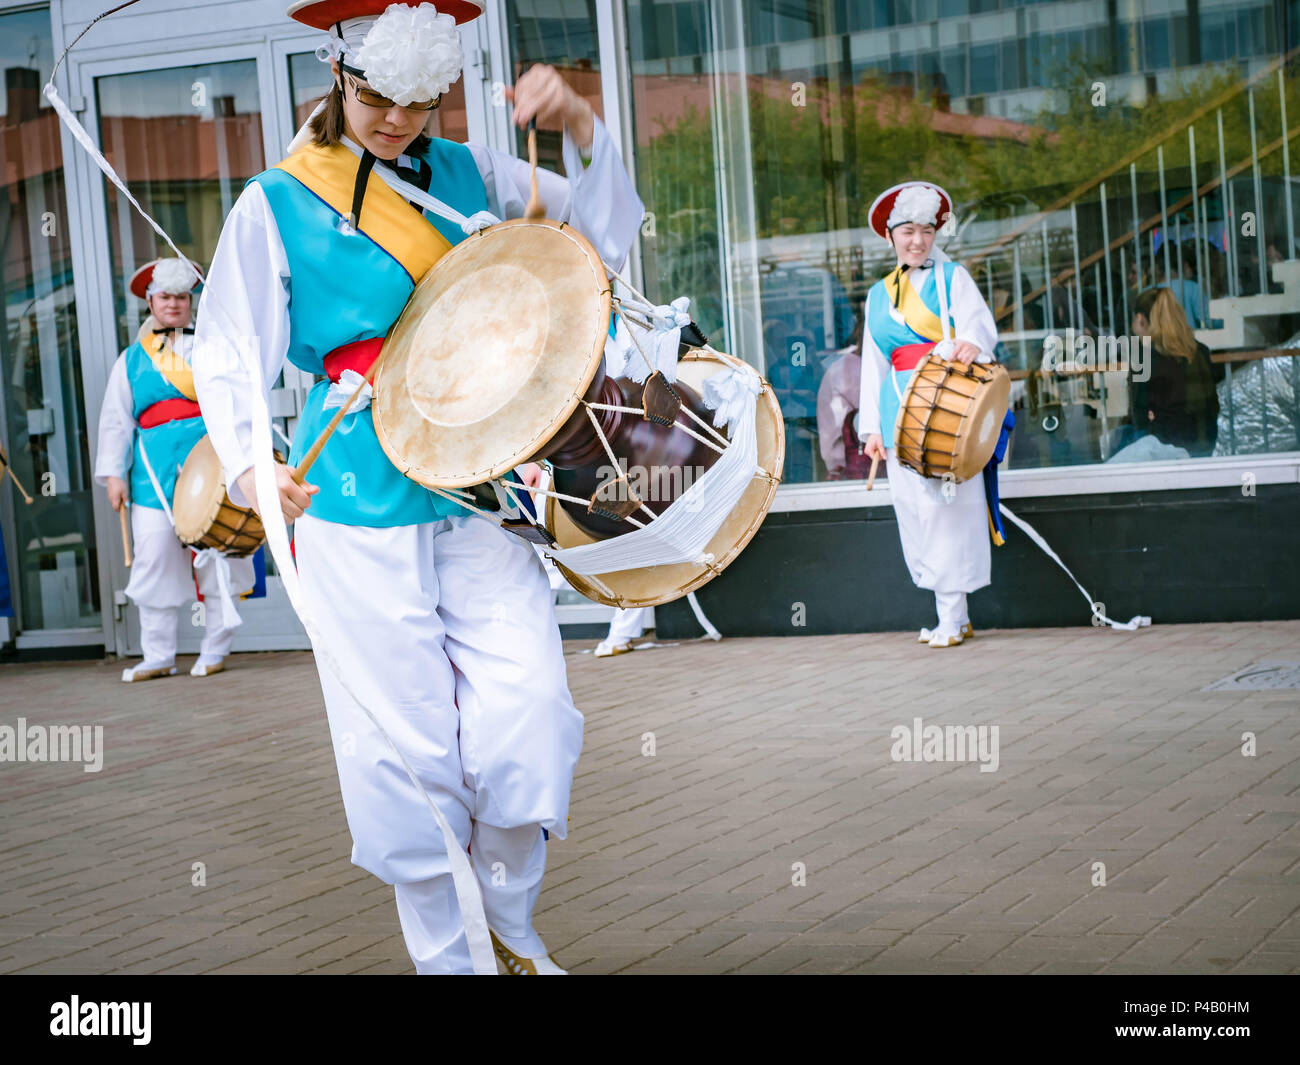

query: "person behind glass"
(94, 258), (255, 682)
(1130, 287), (1219, 457)
(858, 182), (1001, 649)
(193, 1), (641, 975)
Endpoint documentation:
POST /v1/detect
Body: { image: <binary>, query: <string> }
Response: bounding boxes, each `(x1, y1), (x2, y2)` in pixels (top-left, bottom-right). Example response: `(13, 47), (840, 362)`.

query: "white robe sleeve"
(948, 264), (999, 363)
(94, 352), (135, 486)
(466, 115), (643, 270)
(858, 300), (889, 438)
(193, 181), (292, 507)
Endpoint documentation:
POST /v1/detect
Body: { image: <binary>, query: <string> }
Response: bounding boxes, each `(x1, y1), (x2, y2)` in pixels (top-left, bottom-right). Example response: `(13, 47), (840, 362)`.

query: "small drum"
(372, 218), (784, 607)
(894, 355), (1010, 482)
(173, 434), (267, 557)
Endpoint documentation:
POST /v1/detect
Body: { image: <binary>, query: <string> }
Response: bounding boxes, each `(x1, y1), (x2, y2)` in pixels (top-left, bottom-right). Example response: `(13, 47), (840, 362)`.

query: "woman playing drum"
(95, 257), (255, 681)
(193, 0), (642, 974)
(858, 182), (1002, 648)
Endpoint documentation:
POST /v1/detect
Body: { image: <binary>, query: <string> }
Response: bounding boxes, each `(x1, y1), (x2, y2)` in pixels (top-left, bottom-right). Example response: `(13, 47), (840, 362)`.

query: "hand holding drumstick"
(861, 433), (886, 491)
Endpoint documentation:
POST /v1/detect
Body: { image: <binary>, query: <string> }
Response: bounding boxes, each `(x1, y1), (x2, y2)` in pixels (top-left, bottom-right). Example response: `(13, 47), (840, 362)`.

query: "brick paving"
(0, 620), (1297, 975)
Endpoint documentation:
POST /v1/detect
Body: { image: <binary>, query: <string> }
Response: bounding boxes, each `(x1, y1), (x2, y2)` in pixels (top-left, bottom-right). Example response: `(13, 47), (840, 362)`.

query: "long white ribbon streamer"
(46, 68), (497, 974)
(998, 503), (1151, 631)
(44, 84), (201, 285)
(685, 591), (721, 641)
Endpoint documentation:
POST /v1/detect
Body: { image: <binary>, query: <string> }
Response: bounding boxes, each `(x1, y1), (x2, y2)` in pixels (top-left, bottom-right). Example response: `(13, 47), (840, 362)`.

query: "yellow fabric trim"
(139, 325), (197, 401)
(885, 265), (946, 343)
(276, 143), (452, 283)
(988, 506), (1005, 547)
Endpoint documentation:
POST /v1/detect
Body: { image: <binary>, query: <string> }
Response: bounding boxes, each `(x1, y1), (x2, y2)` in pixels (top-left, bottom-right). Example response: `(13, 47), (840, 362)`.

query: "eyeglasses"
(341, 68), (440, 112)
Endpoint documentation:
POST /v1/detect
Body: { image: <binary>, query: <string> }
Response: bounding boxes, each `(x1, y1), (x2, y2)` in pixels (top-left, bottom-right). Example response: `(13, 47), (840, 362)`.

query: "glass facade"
(625, 0), (1300, 483)
(0, 0), (1296, 649)
(96, 60), (266, 351)
(504, 0), (604, 173)
(0, 6), (97, 633)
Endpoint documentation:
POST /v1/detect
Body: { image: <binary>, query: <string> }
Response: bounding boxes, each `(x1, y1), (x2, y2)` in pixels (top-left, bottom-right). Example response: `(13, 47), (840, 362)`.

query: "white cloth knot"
(461, 210), (500, 235)
(192, 549), (243, 630)
(702, 365), (761, 431)
(653, 297), (692, 332)
(322, 369), (373, 412)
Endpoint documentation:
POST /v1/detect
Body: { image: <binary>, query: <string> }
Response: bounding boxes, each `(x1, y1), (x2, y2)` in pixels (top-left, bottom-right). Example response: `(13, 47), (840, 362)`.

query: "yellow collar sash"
(276, 143), (452, 284)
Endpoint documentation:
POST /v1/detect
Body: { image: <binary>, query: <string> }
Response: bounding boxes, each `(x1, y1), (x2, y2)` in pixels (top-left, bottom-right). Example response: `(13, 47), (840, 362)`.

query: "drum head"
(373, 219), (611, 489)
(172, 435), (226, 545)
(545, 350), (785, 608)
(951, 364), (1010, 481)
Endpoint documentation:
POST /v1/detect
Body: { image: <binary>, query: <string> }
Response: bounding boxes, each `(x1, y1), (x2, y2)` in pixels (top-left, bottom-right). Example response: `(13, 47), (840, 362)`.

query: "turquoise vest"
(866, 261), (957, 442)
(125, 340), (205, 511)
(250, 139), (491, 527)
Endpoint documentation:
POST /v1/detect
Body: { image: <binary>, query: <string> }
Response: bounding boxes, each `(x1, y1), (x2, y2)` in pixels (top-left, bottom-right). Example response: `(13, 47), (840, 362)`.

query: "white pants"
(126, 504), (254, 664)
(606, 606), (650, 642)
(886, 451), (990, 595)
(395, 823), (547, 973)
(293, 513), (583, 970)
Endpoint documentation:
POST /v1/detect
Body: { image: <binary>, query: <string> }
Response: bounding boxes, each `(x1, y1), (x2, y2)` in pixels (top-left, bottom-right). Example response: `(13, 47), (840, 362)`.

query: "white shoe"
(490, 930), (567, 975)
(122, 662), (178, 683)
(927, 630), (965, 648)
(190, 659), (226, 677)
(594, 639), (633, 658)
(920, 622), (974, 644)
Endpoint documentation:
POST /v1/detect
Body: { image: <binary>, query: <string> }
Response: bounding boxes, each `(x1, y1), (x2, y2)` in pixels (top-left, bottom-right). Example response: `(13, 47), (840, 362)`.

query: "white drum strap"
(135, 436), (176, 530)
(339, 137), (501, 237)
(192, 549), (244, 630)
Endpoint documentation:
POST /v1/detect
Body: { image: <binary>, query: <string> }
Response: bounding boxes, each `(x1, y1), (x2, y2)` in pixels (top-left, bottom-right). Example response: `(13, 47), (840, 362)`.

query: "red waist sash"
(323, 337), (384, 384)
(139, 398), (202, 429)
(890, 342), (937, 372)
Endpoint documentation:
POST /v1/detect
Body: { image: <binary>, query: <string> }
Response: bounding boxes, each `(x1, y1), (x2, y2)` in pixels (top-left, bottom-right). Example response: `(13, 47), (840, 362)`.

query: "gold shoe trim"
(490, 931), (540, 975)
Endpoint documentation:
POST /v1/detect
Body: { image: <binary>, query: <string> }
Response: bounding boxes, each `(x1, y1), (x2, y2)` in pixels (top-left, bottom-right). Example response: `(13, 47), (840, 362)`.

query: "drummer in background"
(858, 182), (1002, 648)
(95, 258), (254, 681)
(194, 1), (641, 975)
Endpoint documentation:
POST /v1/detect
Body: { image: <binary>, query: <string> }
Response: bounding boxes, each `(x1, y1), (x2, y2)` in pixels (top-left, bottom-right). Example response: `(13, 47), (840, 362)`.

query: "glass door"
(76, 42), (311, 653)
(0, 5), (99, 645)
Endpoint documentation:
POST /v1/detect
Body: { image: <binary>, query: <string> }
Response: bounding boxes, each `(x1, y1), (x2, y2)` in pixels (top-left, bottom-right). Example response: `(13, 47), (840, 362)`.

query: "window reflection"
(96, 61), (265, 350)
(624, 0), (1299, 484)
(0, 7), (97, 632)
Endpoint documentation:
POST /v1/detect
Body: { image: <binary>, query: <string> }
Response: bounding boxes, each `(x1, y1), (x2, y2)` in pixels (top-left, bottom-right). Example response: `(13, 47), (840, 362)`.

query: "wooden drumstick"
(291, 345), (388, 484)
(119, 504), (132, 568)
(0, 447), (34, 504)
(867, 454), (881, 491)
(523, 118), (545, 221)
